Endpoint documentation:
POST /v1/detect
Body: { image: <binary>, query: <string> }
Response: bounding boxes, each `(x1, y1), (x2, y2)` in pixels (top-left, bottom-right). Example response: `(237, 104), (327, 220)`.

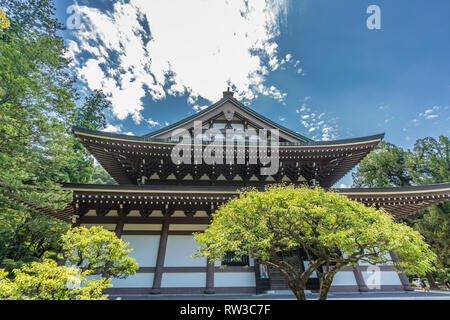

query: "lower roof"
(44, 182), (450, 222)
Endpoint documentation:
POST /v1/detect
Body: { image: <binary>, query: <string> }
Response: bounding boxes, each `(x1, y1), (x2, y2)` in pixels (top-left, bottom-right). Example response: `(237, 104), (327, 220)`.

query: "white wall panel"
(214, 272), (256, 287)
(331, 272), (357, 286)
(362, 271), (402, 286)
(161, 273), (206, 287)
(121, 235), (160, 267)
(164, 235), (206, 267)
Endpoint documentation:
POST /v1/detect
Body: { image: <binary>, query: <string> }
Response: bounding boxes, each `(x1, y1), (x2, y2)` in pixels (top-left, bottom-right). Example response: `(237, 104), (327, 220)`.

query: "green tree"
(61, 90), (111, 184)
(61, 226), (139, 279)
(0, 0), (111, 269)
(194, 185), (435, 300)
(407, 136), (449, 185)
(92, 165), (118, 185)
(0, 8), (9, 29)
(0, 259), (110, 300)
(0, 208), (69, 272)
(352, 135), (449, 287)
(0, 0), (75, 270)
(352, 141), (412, 187)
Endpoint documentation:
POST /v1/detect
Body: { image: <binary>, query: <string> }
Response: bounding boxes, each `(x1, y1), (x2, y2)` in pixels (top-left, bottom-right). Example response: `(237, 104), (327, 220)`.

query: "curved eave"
(74, 128), (384, 187)
(57, 182), (450, 221)
(336, 183), (450, 218)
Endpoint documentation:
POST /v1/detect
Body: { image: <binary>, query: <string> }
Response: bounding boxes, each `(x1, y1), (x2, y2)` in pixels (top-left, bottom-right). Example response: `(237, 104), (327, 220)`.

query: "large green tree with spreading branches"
(194, 184), (435, 300)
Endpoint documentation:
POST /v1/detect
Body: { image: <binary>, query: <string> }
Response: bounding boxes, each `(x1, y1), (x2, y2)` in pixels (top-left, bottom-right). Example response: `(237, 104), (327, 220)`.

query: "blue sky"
(55, 0), (450, 187)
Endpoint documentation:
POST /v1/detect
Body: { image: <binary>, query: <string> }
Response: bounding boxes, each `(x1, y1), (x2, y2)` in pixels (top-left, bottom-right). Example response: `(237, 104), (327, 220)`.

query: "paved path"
(110, 289), (450, 300)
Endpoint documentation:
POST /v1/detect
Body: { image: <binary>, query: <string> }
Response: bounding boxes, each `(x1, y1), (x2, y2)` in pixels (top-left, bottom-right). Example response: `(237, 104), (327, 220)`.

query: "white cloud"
(417, 106), (440, 120)
(297, 102), (337, 141)
(193, 105), (209, 112)
(69, 0), (294, 123)
(147, 118), (161, 127)
(102, 124), (122, 133)
(320, 126), (336, 141)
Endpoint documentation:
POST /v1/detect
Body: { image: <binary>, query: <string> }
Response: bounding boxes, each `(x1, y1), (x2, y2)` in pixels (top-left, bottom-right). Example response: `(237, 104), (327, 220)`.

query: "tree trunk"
(318, 280), (333, 300)
(426, 272), (438, 289)
(289, 278), (307, 300)
(293, 288), (307, 300)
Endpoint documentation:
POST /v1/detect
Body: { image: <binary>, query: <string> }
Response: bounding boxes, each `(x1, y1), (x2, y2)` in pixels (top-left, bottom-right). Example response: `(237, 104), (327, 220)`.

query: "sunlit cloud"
(68, 0), (297, 123)
(101, 124), (122, 133)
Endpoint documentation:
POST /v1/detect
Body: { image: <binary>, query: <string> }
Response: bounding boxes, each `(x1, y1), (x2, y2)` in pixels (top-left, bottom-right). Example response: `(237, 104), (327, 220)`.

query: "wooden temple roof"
(47, 182), (450, 222)
(73, 127), (384, 188)
(73, 93), (385, 188)
(336, 183), (450, 218)
(143, 95), (313, 142)
(53, 93), (449, 224)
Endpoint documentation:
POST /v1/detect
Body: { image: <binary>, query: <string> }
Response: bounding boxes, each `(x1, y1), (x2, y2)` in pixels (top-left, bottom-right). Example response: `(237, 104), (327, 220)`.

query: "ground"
(110, 289), (450, 300)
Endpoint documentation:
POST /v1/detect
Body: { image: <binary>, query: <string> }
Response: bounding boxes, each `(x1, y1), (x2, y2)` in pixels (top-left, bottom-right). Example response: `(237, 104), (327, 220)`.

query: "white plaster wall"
(121, 235), (160, 267)
(164, 235), (206, 267)
(362, 271), (402, 286)
(161, 273), (206, 287)
(214, 272), (256, 287)
(110, 273), (154, 288)
(331, 272), (357, 286)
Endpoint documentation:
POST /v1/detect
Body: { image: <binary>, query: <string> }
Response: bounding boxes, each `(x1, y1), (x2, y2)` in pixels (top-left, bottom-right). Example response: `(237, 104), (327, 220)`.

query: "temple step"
(268, 268), (321, 291)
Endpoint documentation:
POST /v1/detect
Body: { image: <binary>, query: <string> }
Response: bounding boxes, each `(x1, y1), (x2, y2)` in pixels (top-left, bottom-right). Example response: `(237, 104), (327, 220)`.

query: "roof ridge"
(72, 125), (384, 146)
(143, 96), (313, 142)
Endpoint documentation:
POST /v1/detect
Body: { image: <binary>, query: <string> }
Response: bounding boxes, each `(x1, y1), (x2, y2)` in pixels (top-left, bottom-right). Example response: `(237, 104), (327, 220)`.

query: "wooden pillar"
(114, 218), (125, 238)
(389, 251), (414, 291)
(205, 258), (215, 294)
(352, 265), (369, 292)
(151, 217), (170, 294)
(114, 221), (124, 238)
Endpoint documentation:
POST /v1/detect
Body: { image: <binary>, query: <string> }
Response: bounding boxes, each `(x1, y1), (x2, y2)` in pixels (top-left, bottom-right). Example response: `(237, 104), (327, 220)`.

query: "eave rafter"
(38, 182), (450, 223)
(75, 131), (383, 188)
(338, 183), (450, 218)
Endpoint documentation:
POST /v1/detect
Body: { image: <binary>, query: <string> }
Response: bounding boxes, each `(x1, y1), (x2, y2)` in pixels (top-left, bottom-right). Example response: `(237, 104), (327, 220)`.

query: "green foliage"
(352, 136), (449, 280)
(0, 259), (110, 300)
(74, 90), (110, 130)
(92, 165), (118, 185)
(352, 142), (412, 187)
(60, 90), (111, 184)
(0, 208), (69, 270)
(61, 226), (139, 279)
(194, 185), (435, 300)
(0, 0), (111, 270)
(407, 136), (449, 185)
(352, 136), (449, 187)
(0, 8), (9, 29)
